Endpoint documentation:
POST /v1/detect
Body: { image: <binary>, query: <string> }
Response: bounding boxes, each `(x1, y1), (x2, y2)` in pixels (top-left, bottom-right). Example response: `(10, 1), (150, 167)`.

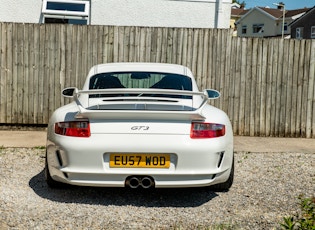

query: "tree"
(232, 0), (246, 8)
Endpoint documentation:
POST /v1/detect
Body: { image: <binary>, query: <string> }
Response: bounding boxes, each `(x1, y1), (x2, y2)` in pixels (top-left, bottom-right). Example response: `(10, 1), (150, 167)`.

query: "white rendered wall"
(91, 0), (231, 28)
(0, 0), (231, 28)
(0, 1), (42, 23)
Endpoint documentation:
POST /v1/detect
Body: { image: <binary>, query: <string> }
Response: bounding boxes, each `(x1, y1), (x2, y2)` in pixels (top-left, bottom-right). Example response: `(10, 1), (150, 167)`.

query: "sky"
(244, 0), (315, 10)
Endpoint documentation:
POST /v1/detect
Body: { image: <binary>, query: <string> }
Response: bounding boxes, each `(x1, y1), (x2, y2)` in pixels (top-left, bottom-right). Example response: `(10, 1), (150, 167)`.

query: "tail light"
(55, 121), (90, 137)
(190, 122), (225, 138)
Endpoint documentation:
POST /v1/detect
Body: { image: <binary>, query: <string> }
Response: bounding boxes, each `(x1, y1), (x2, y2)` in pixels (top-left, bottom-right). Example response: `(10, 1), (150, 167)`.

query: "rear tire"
(211, 156), (234, 191)
(45, 153), (65, 188)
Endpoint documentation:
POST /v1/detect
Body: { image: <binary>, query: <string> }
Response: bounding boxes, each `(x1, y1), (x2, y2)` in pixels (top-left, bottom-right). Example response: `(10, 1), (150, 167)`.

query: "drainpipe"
(215, 0), (223, 28)
(88, 0), (92, 25)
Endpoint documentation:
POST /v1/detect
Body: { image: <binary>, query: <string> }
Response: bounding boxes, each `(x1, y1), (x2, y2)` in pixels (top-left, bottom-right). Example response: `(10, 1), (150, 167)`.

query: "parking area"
(0, 148), (314, 229)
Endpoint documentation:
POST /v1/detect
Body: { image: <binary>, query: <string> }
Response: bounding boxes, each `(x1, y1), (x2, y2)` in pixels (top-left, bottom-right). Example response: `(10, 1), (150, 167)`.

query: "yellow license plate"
(109, 154), (170, 168)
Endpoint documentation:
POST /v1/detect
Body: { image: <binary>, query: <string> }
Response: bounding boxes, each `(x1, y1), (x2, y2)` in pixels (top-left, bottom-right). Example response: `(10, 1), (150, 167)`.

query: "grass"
(34, 146), (46, 150)
(280, 195), (315, 230)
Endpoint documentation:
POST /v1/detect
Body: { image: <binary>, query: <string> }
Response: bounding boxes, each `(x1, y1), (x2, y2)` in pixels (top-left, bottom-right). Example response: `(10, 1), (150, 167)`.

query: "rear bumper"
(46, 133), (233, 188)
(48, 169), (232, 188)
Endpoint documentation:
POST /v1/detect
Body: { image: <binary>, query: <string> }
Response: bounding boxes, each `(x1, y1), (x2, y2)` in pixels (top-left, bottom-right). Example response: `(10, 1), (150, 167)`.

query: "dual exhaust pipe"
(126, 176), (155, 189)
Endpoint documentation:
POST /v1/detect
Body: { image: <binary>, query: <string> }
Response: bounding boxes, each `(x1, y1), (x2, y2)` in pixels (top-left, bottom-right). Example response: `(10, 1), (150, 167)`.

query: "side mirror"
(204, 89), (221, 99)
(62, 87), (76, 98)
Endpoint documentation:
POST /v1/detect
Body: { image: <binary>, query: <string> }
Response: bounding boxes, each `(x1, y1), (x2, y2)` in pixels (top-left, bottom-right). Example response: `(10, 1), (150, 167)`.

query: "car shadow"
(29, 170), (220, 208)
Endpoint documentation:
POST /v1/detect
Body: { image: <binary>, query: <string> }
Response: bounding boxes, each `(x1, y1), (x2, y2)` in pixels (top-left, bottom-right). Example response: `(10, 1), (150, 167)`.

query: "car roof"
(88, 62), (190, 77)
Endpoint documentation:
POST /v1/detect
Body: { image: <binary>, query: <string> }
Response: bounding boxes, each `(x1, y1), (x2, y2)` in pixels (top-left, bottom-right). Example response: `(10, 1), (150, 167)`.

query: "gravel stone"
(0, 148), (314, 229)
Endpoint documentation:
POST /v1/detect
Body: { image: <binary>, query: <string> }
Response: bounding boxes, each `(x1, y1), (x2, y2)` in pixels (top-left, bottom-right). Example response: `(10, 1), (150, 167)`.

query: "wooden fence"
(0, 22), (314, 138)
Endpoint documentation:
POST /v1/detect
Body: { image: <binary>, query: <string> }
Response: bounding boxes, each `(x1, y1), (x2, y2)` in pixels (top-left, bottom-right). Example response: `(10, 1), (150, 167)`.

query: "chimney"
(277, 2), (285, 10)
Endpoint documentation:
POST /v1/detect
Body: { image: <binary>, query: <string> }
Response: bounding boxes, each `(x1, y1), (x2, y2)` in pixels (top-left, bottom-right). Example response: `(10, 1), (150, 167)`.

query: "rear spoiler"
(63, 88), (218, 121)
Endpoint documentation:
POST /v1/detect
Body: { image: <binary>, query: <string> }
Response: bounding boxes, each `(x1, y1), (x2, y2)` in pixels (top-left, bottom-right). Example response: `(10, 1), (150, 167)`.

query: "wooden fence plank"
(23, 24), (30, 124)
(47, 24), (55, 123)
(222, 29), (231, 115)
(302, 40), (311, 138)
(0, 23), (6, 123)
(185, 28), (193, 72)
(274, 39), (283, 136)
(294, 39), (303, 137)
(285, 40), (295, 136)
(228, 37), (237, 129)
(5, 23), (13, 124)
(192, 29), (200, 85)
(233, 37), (241, 135)
(11, 23), (19, 124)
(244, 38), (253, 136)
(254, 39), (263, 136)
(205, 29), (213, 91)
(308, 40), (315, 138)
(218, 30), (226, 110)
(238, 37), (247, 135)
(307, 40), (315, 138)
(201, 29), (209, 90)
(265, 39), (273, 137)
(27, 24), (35, 123)
(279, 39), (288, 137)
(269, 39), (279, 136)
(196, 29), (203, 88)
(259, 39), (268, 136)
(250, 38), (258, 136)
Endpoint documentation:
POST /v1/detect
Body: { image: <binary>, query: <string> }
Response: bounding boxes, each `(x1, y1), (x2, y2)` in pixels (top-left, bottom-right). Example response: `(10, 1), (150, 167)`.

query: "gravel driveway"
(0, 148), (314, 229)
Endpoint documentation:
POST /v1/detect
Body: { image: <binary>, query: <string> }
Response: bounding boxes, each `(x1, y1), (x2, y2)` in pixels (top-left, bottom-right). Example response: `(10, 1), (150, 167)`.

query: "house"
(235, 6), (309, 38)
(289, 6), (315, 39)
(0, 0), (232, 28)
(230, 8), (248, 31)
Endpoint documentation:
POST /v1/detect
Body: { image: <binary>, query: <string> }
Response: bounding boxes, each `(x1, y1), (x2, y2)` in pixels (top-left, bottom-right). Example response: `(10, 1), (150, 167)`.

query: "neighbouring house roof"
(289, 6), (315, 26)
(236, 6), (310, 24)
(231, 8), (248, 17)
(285, 8), (311, 17)
(259, 7), (284, 19)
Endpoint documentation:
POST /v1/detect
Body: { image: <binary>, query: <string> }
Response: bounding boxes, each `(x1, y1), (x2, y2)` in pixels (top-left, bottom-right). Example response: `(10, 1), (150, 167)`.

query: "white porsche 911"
(46, 62), (234, 190)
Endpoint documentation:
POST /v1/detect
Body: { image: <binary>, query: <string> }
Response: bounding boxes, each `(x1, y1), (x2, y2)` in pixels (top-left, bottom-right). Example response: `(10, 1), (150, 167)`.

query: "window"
(242, 25), (247, 34)
(311, 26), (315, 39)
(44, 18), (87, 25)
(253, 24), (264, 34)
(283, 22), (288, 32)
(296, 27), (304, 39)
(42, 0), (90, 25)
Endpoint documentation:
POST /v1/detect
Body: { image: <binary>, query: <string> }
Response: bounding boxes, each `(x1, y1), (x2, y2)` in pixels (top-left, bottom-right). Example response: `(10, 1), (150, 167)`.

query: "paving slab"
(0, 131), (46, 148)
(0, 131), (314, 153)
(234, 136), (315, 154)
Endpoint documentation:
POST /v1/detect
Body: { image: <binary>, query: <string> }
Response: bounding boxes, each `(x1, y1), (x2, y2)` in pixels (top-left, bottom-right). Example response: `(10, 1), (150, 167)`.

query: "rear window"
(89, 72), (192, 98)
(89, 72), (192, 90)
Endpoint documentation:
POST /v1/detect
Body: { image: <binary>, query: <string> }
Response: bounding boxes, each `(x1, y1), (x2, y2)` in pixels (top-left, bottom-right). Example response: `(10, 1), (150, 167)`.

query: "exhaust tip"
(125, 176), (155, 189)
(127, 177), (141, 189)
(141, 177), (154, 189)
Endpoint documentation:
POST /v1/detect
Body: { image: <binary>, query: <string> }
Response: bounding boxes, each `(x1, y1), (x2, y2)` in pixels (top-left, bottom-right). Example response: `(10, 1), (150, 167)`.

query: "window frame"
(311, 26), (315, 39)
(42, 0), (90, 24)
(42, 0), (90, 17)
(252, 24), (264, 34)
(283, 22), (288, 32)
(242, 25), (247, 34)
(296, 27), (304, 39)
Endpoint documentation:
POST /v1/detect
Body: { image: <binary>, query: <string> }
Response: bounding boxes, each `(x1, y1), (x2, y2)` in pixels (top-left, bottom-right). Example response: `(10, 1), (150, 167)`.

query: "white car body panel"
(46, 62), (233, 189)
